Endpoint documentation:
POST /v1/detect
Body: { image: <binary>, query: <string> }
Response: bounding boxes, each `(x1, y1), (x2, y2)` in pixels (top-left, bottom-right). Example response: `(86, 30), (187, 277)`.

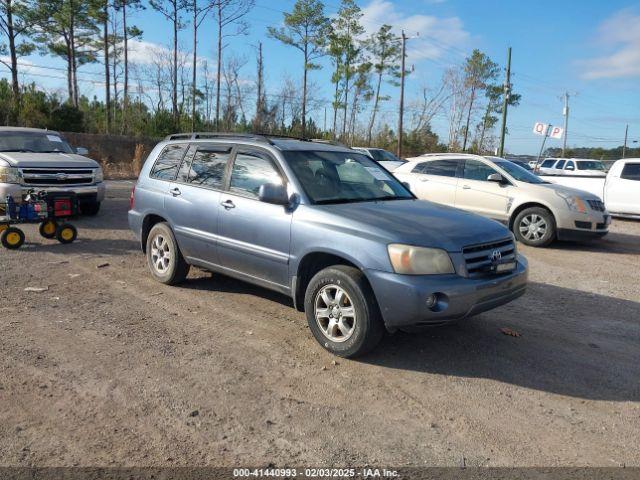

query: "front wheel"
(146, 222), (190, 285)
(81, 201), (101, 216)
(304, 265), (384, 358)
(56, 223), (77, 244)
(513, 207), (556, 247)
(1, 227), (25, 250)
(39, 220), (58, 239)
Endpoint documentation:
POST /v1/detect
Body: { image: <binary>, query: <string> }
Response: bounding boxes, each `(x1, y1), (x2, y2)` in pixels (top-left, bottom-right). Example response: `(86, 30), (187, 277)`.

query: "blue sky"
(3, 0), (640, 155)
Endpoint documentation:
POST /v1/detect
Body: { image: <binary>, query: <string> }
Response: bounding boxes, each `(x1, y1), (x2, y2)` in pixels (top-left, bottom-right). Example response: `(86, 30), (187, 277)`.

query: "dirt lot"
(1, 180), (639, 468)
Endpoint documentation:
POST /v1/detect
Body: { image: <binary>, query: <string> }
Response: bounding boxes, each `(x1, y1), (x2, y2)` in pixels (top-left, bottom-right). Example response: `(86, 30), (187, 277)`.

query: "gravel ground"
(0, 180), (639, 468)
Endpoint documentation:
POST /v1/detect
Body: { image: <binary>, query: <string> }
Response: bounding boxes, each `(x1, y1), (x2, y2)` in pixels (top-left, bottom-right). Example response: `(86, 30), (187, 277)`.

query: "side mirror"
(258, 183), (289, 205)
(402, 181), (412, 191)
(76, 147), (89, 156)
(487, 173), (505, 183)
(565, 165), (575, 171)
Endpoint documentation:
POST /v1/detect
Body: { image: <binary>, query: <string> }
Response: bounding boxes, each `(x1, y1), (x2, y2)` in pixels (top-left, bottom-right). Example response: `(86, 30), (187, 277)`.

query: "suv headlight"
(388, 244), (455, 275)
(94, 167), (104, 183)
(556, 191), (588, 214)
(0, 166), (20, 184)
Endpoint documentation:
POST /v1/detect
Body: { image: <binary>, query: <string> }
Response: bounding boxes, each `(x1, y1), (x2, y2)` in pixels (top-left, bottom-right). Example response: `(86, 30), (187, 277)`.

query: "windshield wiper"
(316, 196), (410, 205)
(0, 148), (36, 152)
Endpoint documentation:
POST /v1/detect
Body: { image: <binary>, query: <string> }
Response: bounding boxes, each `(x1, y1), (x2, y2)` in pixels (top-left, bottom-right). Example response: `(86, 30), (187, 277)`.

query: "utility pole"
(498, 47), (512, 158)
(623, 124), (629, 158)
(397, 30), (407, 159)
(562, 92), (570, 157)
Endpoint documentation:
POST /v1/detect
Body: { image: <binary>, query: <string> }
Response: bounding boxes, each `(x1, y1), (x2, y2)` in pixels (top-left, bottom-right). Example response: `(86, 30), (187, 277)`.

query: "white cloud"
(360, 0), (469, 63)
(580, 8), (640, 79)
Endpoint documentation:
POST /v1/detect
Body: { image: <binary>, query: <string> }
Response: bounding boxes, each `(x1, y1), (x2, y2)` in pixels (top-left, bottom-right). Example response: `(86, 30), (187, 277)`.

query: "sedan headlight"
(0, 166), (20, 184)
(94, 167), (104, 183)
(556, 191), (588, 214)
(388, 244), (455, 275)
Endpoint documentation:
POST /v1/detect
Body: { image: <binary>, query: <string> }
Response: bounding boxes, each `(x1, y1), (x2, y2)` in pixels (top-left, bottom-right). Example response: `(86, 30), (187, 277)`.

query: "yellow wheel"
(39, 220), (58, 239)
(56, 223), (77, 244)
(1, 227), (25, 249)
(0, 223), (8, 233)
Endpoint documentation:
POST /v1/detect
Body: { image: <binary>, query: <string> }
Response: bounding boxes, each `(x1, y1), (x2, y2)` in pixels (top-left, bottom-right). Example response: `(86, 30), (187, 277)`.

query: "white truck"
(540, 158), (640, 218)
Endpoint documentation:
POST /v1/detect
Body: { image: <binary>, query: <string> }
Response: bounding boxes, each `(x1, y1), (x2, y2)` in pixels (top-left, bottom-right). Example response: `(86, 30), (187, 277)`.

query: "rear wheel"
(56, 223), (77, 244)
(1, 227), (25, 250)
(39, 220), (58, 239)
(304, 265), (384, 358)
(513, 207), (556, 247)
(146, 222), (190, 285)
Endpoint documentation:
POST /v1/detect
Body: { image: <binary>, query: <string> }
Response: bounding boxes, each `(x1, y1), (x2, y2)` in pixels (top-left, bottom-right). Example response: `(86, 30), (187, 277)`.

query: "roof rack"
(164, 131), (318, 144)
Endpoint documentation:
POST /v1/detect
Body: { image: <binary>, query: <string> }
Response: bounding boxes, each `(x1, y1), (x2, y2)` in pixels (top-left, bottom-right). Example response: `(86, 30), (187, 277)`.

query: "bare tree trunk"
(332, 64), (339, 139)
(462, 85), (476, 152)
(301, 41), (308, 138)
(367, 71), (383, 144)
(215, 6), (222, 130)
(103, 4), (111, 133)
(122, 1), (129, 133)
(254, 42), (263, 132)
(172, 3), (178, 123)
(191, 3), (197, 132)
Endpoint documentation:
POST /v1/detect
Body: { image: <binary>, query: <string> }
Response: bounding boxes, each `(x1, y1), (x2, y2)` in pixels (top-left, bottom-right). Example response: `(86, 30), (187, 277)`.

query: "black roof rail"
(164, 132), (277, 144)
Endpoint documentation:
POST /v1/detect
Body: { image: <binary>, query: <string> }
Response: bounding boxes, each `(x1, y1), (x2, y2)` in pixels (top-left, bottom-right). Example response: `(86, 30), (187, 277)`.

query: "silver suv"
(129, 133), (528, 357)
(0, 127), (105, 215)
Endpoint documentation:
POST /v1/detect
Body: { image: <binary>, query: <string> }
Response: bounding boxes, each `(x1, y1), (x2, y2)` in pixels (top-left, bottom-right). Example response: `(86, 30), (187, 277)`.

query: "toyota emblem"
(56, 173), (69, 181)
(490, 249), (502, 265)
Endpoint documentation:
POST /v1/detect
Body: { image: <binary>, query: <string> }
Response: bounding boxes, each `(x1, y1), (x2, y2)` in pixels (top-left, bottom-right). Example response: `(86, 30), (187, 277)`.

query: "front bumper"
(365, 257), (528, 329)
(0, 183), (106, 203)
(555, 209), (610, 241)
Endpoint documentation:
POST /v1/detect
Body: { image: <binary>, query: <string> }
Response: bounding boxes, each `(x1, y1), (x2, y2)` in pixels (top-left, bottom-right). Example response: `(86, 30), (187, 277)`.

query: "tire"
(81, 201), (101, 216)
(1, 227), (25, 250)
(304, 265), (385, 358)
(513, 207), (556, 247)
(56, 223), (78, 244)
(146, 222), (190, 285)
(39, 220), (58, 239)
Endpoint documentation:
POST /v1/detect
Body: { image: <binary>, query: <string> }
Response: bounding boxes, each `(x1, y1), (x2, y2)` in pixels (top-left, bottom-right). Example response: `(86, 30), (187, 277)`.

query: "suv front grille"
(19, 168), (95, 186)
(463, 238), (516, 278)
(587, 199), (605, 212)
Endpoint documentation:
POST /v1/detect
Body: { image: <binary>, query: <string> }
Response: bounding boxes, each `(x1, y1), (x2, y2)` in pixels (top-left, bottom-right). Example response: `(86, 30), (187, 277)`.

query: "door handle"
(419, 178), (429, 182)
(220, 199), (235, 209)
(462, 185), (471, 190)
(170, 187), (181, 196)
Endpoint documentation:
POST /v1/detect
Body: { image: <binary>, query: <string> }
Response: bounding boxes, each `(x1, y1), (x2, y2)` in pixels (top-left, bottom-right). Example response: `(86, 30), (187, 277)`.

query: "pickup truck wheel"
(81, 201), (101, 216)
(513, 207), (556, 247)
(146, 222), (190, 285)
(304, 265), (384, 358)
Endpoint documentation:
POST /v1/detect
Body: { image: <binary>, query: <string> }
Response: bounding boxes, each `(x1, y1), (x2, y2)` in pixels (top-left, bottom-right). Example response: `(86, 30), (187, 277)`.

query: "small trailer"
(0, 190), (78, 250)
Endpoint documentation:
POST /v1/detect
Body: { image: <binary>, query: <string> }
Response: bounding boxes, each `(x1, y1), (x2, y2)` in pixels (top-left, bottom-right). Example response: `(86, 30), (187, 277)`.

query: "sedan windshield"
(283, 150), (414, 204)
(495, 160), (547, 184)
(0, 132), (74, 154)
(577, 161), (606, 171)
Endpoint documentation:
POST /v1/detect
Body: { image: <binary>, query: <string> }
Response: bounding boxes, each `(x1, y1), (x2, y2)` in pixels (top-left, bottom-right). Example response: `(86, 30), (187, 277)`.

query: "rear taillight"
(129, 185), (136, 211)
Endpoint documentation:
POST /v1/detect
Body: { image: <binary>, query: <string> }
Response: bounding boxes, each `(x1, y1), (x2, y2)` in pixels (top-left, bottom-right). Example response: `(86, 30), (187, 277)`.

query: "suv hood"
(0, 152), (99, 169)
(316, 199), (511, 252)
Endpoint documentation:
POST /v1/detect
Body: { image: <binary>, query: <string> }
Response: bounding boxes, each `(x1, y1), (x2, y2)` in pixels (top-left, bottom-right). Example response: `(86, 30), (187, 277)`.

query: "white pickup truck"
(540, 158), (640, 218)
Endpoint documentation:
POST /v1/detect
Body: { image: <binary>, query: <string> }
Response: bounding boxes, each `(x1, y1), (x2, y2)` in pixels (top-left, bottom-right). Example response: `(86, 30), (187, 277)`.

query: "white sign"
(533, 123), (564, 139)
(533, 122), (549, 136)
(549, 126), (564, 139)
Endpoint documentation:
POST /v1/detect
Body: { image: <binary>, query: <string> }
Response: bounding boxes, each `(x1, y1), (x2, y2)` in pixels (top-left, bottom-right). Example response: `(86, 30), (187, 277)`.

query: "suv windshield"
(577, 160), (606, 171)
(0, 131), (74, 154)
(495, 160), (547, 184)
(369, 149), (405, 163)
(284, 150), (414, 204)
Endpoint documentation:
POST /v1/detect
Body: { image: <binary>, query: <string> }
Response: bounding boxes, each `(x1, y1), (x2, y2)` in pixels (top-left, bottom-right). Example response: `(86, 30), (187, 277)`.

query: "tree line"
(0, 0), (519, 156)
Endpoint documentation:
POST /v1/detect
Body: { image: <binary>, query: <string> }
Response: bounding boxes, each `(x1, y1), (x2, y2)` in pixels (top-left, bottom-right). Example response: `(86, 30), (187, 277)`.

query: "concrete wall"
(61, 132), (161, 179)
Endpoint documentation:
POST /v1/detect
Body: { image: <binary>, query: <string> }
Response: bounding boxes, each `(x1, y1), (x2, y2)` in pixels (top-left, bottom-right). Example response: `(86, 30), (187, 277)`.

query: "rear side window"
(150, 144), (188, 181)
(463, 159), (497, 181)
(554, 160), (565, 169)
(621, 163), (640, 181)
(413, 160), (458, 177)
(187, 147), (232, 188)
(230, 150), (282, 199)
